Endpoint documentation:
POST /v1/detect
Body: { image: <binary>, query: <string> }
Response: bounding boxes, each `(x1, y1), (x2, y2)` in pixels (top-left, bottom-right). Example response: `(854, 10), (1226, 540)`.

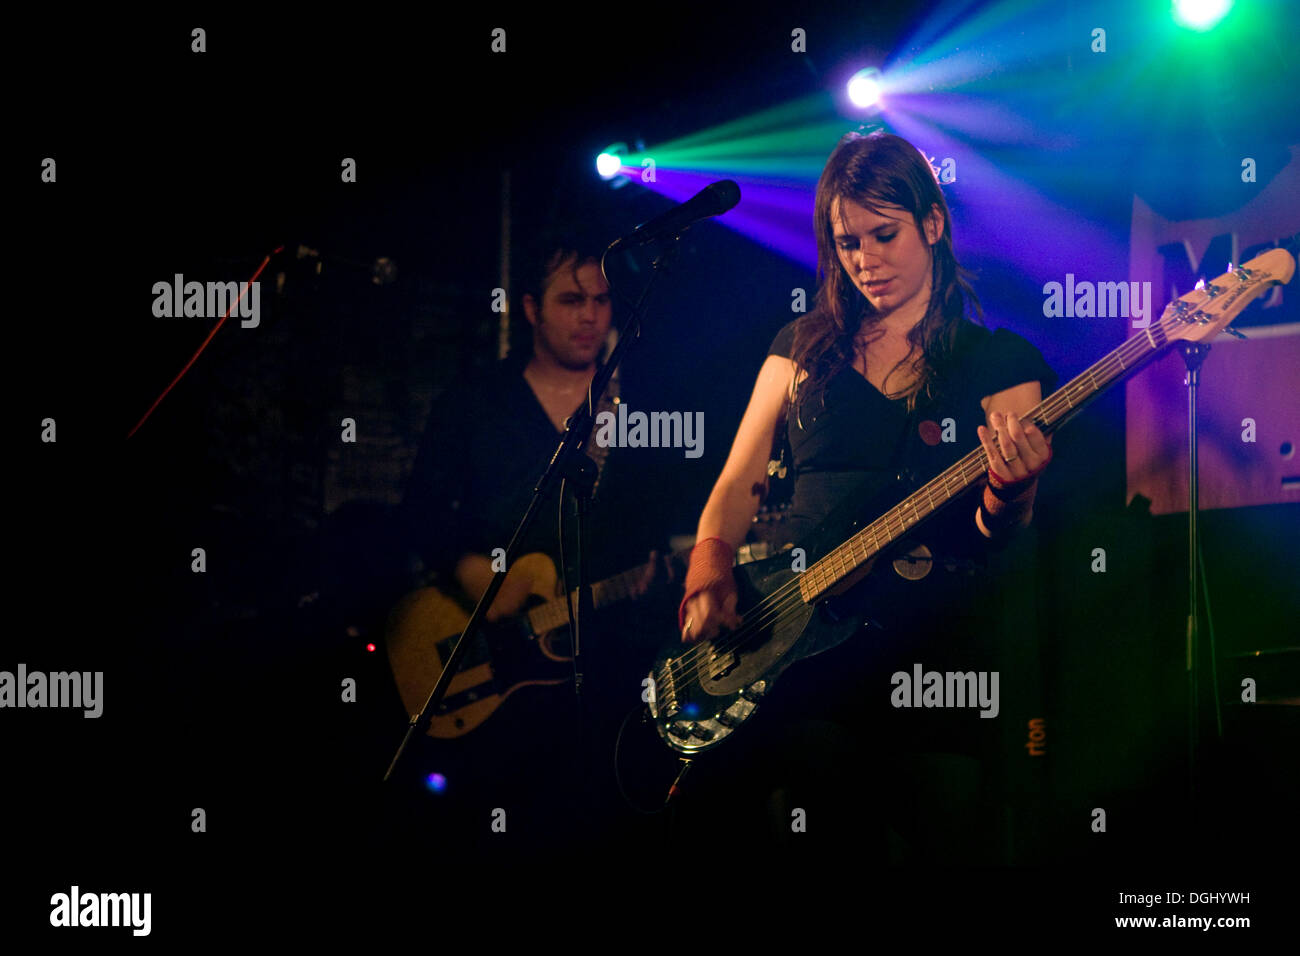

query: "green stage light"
(1172, 0), (1233, 31)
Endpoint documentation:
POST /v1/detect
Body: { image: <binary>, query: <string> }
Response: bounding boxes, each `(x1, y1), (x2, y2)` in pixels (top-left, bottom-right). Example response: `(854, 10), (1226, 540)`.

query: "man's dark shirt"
(401, 353), (667, 590)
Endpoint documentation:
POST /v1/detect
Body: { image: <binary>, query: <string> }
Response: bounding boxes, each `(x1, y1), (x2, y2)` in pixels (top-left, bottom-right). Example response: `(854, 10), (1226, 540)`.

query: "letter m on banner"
(1126, 144), (1299, 514)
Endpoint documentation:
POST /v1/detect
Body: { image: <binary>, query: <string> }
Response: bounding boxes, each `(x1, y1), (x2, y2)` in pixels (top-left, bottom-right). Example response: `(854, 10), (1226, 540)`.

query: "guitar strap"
(887, 400), (922, 484)
(583, 364), (619, 499)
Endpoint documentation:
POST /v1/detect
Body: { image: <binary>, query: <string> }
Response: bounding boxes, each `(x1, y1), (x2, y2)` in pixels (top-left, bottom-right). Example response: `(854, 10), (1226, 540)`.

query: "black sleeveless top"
(767, 316), (1058, 558)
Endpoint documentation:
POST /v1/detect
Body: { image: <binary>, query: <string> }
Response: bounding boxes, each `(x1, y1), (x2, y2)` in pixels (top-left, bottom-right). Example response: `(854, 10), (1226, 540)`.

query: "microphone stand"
(1178, 338), (1222, 815)
(383, 237), (684, 801)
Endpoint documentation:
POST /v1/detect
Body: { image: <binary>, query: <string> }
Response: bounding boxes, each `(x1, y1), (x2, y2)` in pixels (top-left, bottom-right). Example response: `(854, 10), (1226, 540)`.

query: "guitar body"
(386, 553), (572, 739)
(647, 477), (907, 755)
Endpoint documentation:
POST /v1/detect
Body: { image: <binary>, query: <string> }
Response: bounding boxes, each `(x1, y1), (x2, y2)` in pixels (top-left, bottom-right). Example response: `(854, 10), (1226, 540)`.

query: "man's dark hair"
(510, 226), (610, 357)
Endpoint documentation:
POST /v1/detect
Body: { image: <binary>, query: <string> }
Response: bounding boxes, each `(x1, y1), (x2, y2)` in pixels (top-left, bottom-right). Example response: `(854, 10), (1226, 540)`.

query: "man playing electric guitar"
(396, 228), (676, 852)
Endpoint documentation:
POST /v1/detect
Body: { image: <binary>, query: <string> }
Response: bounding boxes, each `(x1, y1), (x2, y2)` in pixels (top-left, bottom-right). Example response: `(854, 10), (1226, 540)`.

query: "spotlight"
(596, 153), (622, 178)
(596, 142), (628, 180)
(425, 772), (448, 794)
(847, 68), (883, 109)
(1172, 0), (1232, 31)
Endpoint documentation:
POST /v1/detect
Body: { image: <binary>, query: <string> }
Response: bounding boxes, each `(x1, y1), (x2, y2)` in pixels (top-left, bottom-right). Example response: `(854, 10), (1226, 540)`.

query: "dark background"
(10, 1), (1298, 937)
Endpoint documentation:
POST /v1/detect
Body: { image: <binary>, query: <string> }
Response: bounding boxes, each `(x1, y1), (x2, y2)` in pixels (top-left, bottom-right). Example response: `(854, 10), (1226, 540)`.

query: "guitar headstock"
(1161, 248), (1295, 343)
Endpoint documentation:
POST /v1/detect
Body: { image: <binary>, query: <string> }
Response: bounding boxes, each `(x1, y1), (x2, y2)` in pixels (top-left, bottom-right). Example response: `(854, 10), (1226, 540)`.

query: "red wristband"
(980, 480), (1036, 535)
(678, 537), (735, 630)
(987, 469), (1036, 501)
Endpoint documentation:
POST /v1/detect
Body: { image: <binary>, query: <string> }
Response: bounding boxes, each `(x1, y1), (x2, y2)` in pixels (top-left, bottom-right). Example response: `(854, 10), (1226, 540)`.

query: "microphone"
(610, 180), (741, 251)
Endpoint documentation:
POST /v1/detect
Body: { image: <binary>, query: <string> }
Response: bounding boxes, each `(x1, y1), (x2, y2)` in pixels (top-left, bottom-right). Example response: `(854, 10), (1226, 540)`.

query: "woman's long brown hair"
(790, 131), (983, 424)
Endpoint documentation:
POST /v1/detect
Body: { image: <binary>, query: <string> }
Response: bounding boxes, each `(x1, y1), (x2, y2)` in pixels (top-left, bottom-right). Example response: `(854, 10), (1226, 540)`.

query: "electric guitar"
(644, 249), (1294, 755)
(387, 549), (684, 737)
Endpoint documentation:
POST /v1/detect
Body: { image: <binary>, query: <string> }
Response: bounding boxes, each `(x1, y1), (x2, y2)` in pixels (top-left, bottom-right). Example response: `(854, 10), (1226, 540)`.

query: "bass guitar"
(644, 249), (1294, 755)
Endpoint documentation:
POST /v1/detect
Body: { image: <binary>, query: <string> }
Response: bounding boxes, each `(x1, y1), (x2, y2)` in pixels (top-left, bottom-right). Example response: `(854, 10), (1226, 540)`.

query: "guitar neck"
(526, 552), (673, 634)
(799, 315), (1180, 603)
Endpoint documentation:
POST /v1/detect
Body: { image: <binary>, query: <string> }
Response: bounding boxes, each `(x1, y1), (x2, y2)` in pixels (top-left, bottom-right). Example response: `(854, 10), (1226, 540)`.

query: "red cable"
(127, 245), (285, 439)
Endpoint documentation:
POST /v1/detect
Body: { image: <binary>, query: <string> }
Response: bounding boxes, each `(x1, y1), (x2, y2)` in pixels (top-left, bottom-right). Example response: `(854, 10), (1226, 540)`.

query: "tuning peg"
(1223, 325), (1249, 340)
